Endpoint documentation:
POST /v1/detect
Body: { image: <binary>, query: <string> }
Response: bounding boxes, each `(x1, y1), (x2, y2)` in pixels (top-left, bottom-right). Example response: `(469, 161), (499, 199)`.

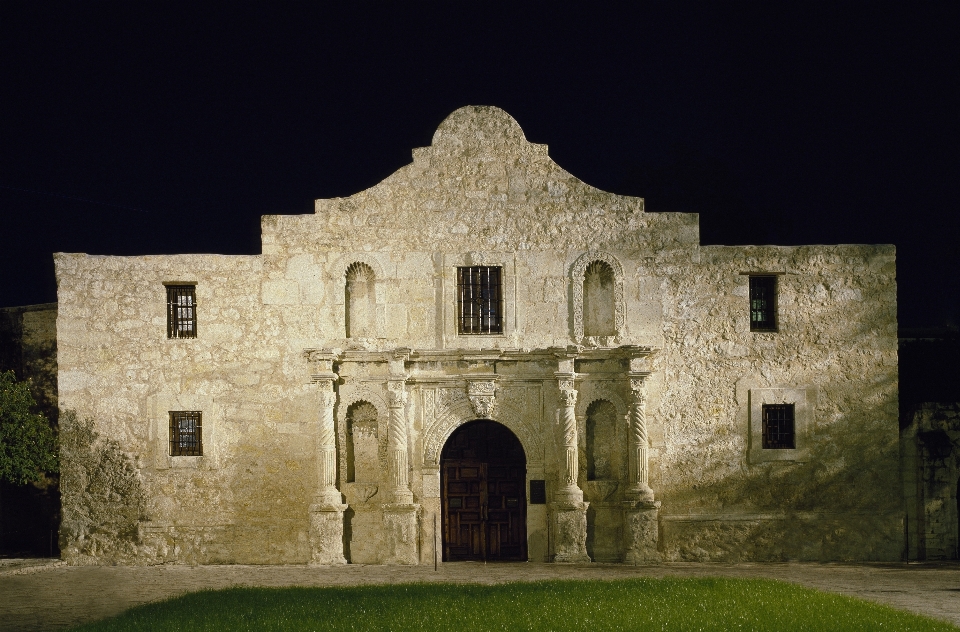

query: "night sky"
(1, 5), (957, 329)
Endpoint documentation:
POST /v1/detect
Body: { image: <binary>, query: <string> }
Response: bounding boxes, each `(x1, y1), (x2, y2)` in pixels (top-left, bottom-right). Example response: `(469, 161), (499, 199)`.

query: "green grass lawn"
(68, 578), (956, 632)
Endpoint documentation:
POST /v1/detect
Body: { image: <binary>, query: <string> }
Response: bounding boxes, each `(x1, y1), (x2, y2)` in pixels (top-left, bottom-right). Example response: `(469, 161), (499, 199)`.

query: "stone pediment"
(266, 106), (697, 254)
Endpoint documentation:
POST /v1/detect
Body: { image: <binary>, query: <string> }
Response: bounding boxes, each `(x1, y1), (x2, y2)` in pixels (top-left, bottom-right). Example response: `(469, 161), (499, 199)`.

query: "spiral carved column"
(627, 377), (655, 502)
(556, 379), (583, 503)
(623, 370), (659, 564)
(381, 363), (418, 565)
(305, 349), (347, 565)
(386, 380), (414, 505)
(551, 365), (590, 563)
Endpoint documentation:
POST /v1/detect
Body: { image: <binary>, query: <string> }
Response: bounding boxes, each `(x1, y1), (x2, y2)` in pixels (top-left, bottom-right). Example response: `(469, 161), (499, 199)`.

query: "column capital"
(387, 379), (408, 408)
(628, 375), (648, 401)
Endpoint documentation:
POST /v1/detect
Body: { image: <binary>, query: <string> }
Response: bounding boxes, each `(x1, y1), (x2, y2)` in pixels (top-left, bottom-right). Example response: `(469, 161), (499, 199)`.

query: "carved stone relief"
(421, 384), (543, 467)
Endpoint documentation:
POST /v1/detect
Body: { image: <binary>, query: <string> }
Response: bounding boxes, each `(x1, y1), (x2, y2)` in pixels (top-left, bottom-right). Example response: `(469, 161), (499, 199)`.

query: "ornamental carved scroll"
(466, 380), (497, 418)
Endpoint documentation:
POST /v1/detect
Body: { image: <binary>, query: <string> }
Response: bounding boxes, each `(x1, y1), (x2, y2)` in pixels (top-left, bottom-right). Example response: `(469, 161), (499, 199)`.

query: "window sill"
(168, 455), (204, 468)
(749, 447), (805, 464)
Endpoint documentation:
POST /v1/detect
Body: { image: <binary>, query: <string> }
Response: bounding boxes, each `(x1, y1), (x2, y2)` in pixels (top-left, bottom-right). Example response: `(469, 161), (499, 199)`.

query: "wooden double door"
(441, 420), (527, 561)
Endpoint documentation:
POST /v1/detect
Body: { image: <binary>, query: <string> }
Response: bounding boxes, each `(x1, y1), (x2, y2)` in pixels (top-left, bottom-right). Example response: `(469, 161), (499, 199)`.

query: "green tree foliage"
(0, 370), (58, 484)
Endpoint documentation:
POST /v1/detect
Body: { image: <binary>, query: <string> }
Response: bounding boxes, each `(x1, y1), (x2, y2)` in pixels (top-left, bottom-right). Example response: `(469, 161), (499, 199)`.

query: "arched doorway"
(440, 420), (526, 561)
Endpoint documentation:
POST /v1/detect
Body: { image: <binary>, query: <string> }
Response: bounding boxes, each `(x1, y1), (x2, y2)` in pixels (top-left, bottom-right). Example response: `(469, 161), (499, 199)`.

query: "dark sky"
(1, 4), (957, 329)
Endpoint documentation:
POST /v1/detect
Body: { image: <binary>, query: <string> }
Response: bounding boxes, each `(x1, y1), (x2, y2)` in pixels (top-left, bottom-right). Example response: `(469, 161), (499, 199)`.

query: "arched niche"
(336, 387), (388, 491)
(333, 254), (386, 341)
(345, 262), (377, 339)
(585, 399), (619, 481)
(345, 400), (379, 484)
(571, 251), (625, 346)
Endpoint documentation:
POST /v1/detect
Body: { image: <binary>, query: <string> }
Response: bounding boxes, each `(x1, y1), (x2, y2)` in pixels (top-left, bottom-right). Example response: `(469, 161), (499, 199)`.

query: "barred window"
(749, 275), (777, 332)
(166, 285), (197, 338)
(169, 411), (202, 456)
(457, 266), (503, 334)
(762, 404), (794, 449)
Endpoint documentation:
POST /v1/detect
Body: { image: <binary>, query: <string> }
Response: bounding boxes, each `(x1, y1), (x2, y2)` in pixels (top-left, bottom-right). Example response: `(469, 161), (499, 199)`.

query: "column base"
(381, 503), (420, 565)
(551, 501), (591, 563)
(623, 500), (660, 564)
(308, 503), (348, 565)
(625, 483), (655, 503)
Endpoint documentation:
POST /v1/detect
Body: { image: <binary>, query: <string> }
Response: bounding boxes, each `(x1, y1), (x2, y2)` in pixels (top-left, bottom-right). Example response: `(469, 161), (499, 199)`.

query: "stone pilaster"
(552, 352), (590, 562)
(381, 503), (419, 565)
(623, 499), (661, 564)
(305, 350), (347, 565)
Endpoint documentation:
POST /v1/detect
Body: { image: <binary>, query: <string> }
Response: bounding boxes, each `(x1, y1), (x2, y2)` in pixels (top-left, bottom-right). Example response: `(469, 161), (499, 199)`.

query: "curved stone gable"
(265, 107), (700, 255)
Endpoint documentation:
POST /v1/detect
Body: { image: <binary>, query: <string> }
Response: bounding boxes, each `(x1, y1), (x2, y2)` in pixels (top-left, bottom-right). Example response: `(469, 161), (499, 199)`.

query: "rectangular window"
(762, 404), (795, 449)
(457, 266), (503, 334)
(169, 411), (202, 456)
(166, 285), (197, 338)
(749, 275), (777, 332)
(529, 480), (546, 504)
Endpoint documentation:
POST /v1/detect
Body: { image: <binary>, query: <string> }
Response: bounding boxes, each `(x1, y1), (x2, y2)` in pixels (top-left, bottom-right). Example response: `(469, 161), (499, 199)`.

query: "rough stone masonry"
(54, 106), (900, 565)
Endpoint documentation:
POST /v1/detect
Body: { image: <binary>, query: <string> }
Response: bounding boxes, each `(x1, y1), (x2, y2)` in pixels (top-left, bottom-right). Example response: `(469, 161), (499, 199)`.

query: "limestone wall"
(54, 106), (901, 564)
(652, 245), (900, 561)
(55, 253), (321, 563)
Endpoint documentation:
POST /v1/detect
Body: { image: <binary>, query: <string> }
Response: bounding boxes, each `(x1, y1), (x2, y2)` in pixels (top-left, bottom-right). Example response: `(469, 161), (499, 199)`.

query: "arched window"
(346, 401), (379, 483)
(586, 399), (618, 480)
(345, 262), (376, 338)
(583, 261), (615, 337)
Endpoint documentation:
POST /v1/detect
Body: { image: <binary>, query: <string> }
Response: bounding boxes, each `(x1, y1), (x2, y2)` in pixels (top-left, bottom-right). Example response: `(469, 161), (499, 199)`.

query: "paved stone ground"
(1, 559), (959, 631)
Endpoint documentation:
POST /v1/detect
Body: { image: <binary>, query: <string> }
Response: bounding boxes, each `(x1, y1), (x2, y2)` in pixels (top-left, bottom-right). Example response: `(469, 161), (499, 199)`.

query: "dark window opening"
(170, 411), (202, 456)
(749, 275), (777, 332)
(457, 266), (502, 334)
(529, 480), (546, 504)
(762, 403), (795, 449)
(166, 285), (197, 338)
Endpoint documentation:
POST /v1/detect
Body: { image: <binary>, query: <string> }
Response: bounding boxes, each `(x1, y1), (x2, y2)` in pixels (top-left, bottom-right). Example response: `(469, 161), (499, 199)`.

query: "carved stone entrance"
(441, 420), (527, 561)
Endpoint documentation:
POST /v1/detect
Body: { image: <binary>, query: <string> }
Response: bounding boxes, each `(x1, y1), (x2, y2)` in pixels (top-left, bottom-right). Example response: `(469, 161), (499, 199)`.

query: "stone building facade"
(54, 106), (902, 565)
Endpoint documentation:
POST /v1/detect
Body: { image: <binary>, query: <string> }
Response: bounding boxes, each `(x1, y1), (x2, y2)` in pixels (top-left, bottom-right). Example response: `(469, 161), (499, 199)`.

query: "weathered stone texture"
(55, 106), (900, 564)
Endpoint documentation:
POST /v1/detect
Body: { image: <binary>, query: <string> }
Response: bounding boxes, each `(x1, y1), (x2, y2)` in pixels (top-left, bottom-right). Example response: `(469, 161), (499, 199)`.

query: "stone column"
(556, 378), (583, 504)
(385, 379), (414, 506)
(623, 367), (659, 563)
(626, 377), (655, 502)
(381, 349), (419, 564)
(305, 350), (347, 565)
(551, 351), (590, 563)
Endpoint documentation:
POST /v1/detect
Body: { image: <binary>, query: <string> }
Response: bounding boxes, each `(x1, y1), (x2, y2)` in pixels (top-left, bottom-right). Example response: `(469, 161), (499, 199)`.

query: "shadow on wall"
(59, 410), (146, 565)
(660, 372), (901, 562)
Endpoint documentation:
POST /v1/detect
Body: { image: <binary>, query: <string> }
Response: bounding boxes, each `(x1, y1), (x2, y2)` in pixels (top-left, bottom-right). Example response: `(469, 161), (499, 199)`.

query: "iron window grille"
(457, 266), (503, 334)
(762, 403), (795, 449)
(166, 285), (197, 338)
(169, 411), (202, 456)
(749, 275), (777, 332)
